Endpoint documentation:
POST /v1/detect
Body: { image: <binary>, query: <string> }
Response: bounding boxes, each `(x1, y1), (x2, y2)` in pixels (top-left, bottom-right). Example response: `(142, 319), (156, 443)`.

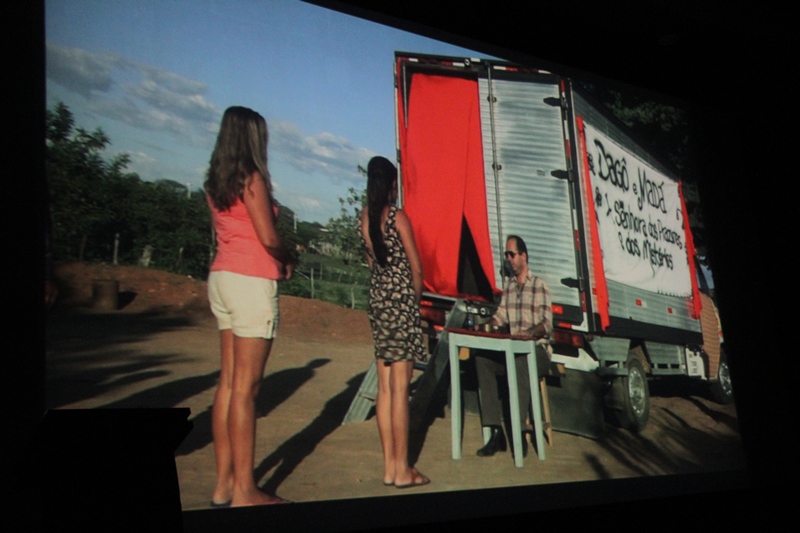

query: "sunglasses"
(504, 251), (518, 259)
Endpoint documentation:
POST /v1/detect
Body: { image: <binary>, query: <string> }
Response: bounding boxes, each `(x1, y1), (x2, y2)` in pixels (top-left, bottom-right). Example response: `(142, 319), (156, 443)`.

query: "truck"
(393, 52), (732, 435)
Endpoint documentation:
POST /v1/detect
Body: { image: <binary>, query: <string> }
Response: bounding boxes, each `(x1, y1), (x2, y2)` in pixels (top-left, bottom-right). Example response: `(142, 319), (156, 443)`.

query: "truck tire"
(616, 357), (650, 431)
(709, 348), (734, 405)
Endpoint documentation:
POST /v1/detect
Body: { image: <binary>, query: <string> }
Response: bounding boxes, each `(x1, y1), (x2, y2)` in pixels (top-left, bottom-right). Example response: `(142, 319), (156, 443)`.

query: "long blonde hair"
(204, 106), (273, 211)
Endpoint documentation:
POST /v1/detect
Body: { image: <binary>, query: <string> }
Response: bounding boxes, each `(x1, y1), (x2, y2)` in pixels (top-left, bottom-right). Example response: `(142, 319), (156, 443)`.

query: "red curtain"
(577, 117), (610, 330)
(679, 181), (703, 319)
(397, 68), (497, 297)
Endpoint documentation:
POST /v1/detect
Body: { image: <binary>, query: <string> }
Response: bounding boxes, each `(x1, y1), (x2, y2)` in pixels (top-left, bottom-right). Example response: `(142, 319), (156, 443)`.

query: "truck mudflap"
(685, 347), (707, 378)
(544, 367), (606, 440)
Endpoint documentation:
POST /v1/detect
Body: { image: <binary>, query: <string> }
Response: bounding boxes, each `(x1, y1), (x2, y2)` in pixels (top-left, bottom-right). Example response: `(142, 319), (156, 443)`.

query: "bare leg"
(375, 360), (395, 484)
(228, 335), (282, 506)
(391, 361), (428, 487)
(211, 329), (235, 505)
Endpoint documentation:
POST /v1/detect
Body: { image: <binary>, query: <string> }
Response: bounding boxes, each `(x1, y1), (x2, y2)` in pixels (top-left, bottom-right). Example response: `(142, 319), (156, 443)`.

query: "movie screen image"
(44, 0), (747, 524)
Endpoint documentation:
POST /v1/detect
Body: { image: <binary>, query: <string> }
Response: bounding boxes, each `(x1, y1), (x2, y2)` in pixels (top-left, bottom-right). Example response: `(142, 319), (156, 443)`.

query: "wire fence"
(282, 256), (370, 310)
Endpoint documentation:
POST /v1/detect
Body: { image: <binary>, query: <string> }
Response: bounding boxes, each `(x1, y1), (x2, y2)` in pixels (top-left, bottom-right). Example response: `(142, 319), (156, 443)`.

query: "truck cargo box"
(395, 52), (702, 345)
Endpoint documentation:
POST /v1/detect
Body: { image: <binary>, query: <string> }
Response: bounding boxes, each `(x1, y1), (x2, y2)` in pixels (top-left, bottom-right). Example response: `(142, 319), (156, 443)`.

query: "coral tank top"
(207, 195), (283, 280)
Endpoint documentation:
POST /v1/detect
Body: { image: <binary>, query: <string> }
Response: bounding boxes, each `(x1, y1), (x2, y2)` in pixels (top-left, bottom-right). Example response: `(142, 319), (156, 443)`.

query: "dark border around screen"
(9, 0), (797, 530)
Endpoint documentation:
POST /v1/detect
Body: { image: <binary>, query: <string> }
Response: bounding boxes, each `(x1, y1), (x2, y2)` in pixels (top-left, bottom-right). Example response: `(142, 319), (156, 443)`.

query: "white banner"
(584, 123), (691, 297)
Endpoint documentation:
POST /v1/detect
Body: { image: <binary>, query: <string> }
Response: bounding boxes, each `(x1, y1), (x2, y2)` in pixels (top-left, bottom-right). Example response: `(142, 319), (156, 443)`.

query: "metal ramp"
(341, 348), (449, 426)
(342, 359), (379, 424)
(342, 299), (468, 425)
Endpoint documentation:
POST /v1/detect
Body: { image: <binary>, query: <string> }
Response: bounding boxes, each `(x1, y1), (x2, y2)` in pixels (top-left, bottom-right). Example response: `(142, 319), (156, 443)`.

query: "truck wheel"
(616, 357), (650, 431)
(709, 349), (734, 405)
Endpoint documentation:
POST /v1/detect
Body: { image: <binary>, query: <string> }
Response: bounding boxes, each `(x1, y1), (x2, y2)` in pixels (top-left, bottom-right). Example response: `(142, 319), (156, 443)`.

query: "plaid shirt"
(493, 270), (553, 356)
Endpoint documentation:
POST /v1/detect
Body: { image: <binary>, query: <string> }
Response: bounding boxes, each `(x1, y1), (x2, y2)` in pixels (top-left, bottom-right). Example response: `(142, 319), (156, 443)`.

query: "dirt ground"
(45, 262), (747, 518)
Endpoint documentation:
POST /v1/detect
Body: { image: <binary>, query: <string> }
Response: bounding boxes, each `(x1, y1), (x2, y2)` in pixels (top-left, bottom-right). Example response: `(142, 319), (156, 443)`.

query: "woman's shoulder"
(392, 207), (412, 228)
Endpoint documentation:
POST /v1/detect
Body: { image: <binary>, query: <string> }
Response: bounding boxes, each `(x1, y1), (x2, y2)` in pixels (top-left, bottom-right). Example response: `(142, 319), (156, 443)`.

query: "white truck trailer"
(393, 52), (731, 435)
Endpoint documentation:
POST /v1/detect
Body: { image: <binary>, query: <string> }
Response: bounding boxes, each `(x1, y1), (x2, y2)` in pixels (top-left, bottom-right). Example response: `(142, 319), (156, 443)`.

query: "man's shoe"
(476, 427), (507, 457)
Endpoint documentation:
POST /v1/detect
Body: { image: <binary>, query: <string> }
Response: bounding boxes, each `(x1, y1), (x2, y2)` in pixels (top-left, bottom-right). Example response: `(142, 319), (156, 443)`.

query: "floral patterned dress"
(360, 206), (426, 363)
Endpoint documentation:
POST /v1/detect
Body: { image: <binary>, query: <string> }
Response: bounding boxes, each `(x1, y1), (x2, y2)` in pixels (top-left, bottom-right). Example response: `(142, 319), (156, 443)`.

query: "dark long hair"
(204, 106), (273, 211)
(366, 156), (397, 267)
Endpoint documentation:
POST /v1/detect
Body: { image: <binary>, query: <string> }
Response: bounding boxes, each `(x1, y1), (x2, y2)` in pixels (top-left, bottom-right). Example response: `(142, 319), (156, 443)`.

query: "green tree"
(295, 220), (325, 250)
(325, 185), (366, 263)
(319, 164), (368, 262)
(127, 181), (212, 277)
(46, 102), (139, 262)
(275, 200), (301, 266)
(46, 102), (214, 278)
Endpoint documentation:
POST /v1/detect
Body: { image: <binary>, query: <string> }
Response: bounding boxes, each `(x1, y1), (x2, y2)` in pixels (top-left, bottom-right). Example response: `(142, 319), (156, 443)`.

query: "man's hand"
(530, 322), (546, 340)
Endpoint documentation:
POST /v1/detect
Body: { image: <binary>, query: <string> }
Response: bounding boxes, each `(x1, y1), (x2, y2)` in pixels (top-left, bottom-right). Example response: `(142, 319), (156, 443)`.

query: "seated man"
(475, 235), (552, 457)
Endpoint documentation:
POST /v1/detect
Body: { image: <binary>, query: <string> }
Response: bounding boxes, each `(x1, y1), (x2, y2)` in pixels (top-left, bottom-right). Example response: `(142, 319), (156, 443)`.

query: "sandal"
(395, 469), (430, 489)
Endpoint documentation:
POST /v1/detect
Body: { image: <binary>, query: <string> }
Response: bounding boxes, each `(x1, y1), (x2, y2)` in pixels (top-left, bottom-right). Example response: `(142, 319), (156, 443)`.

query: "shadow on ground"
(46, 308), (202, 409)
(176, 358), (332, 456)
(47, 308), (197, 352)
(254, 372), (365, 494)
(99, 371), (220, 409)
(585, 381), (746, 479)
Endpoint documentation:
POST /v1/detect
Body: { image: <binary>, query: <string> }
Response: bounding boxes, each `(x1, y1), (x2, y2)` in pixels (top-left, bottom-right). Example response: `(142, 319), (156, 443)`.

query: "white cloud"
(127, 150), (157, 165)
(46, 41), (220, 146)
(269, 120), (374, 186)
(46, 41), (123, 98)
(120, 149), (206, 188)
(279, 193), (336, 224)
(120, 149), (167, 181)
(294, 196), (323, 210)
(123, 75), (217, 124)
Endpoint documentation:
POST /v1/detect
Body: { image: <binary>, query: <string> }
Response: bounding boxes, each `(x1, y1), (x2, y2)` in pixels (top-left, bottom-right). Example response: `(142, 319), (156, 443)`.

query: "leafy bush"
(280, 276), (312, 299)
(46, 102), (213, 279)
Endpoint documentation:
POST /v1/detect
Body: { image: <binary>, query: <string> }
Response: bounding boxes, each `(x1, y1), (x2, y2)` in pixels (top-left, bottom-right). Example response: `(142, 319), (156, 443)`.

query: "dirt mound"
(54, 262), (210, 315)
(52, 261), (372, 342)
(279, 294), (372, 342)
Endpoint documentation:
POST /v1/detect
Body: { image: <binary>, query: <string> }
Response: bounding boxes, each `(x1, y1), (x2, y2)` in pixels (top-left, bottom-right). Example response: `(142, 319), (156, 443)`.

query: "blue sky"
(45, 0), (490, 223)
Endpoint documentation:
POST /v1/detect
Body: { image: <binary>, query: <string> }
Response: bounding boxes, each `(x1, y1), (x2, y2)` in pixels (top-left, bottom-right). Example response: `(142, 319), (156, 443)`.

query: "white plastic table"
(447, 329), (546, 467)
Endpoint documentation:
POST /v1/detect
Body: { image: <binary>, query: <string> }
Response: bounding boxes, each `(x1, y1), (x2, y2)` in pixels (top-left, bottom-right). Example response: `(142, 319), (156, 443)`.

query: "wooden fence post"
(113, 233), (119, 265)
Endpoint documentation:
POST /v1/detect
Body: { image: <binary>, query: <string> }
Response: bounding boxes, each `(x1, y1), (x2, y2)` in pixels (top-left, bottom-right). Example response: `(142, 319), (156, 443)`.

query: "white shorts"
(208, 271), (279, 339)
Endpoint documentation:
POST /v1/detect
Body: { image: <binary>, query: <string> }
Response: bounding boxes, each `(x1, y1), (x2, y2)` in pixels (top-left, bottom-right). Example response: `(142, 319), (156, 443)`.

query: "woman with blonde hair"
(360, 155), (430, 489)
(205, 106), (294, 507)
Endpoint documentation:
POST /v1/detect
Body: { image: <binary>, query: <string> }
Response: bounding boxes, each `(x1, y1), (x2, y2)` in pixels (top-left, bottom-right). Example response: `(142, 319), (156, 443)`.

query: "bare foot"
(211, 480), (233, 507)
